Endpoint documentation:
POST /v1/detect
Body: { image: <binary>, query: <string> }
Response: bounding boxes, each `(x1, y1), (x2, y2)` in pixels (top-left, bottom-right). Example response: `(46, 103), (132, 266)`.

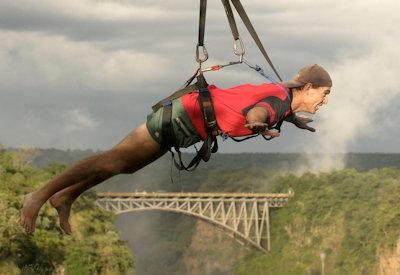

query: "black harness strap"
(171, 134), (216, 171)
(230, 0), (282, 82)
(153, 73), (219, 171)
(230, 118), (284, 143)
(197, 74), (219, 159)
(230, 133), (259, 142)
(152, 83), (198, 113)
(197, 74), (219, 136)
(196, 0), (209, 63)
(161, 100), (174, 148)
(221, 0), (240, 41)
(182, 68), (200, 89)
(198, 0), (207, 47)
(171, 73), (219, 171)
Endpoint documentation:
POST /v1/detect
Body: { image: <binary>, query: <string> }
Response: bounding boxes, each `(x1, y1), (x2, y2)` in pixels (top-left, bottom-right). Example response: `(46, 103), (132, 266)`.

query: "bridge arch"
(113, 206), (265, 251)
(96, 192), (292, 252)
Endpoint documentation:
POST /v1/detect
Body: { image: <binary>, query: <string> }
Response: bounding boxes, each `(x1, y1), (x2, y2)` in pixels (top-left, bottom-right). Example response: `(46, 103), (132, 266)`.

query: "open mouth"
(315, 102), (323, 111)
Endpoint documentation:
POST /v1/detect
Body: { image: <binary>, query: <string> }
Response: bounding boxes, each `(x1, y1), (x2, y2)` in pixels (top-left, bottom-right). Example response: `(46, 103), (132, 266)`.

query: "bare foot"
(50, 194), (73, 235)
(20, 192), (45, 236)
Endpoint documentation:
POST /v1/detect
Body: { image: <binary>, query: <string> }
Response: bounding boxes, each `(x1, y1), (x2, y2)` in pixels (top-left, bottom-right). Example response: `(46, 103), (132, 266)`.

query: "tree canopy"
(0, 146), (134, 274)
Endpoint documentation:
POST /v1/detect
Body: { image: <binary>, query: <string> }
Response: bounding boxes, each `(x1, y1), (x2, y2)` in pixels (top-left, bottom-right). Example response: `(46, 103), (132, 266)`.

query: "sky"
(1, 0), (399, 156)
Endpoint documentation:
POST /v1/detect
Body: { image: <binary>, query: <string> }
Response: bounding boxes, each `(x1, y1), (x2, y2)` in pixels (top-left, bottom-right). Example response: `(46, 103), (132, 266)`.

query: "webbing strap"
(171, 147), (201, 171)
(171, 134), (217, 171)
(230, 0), (282, 82)
(152, 83), (199, 112)
(221, 0), (239, 40)
(230, 133), (259, 142)
(161, 101), (174, 147)
(172, 74), (219, 171)
(198, 0), (207, 46)
(182, 69), (200, 88)
(197, 74), (218, 134)
(153, 73), (219, 171)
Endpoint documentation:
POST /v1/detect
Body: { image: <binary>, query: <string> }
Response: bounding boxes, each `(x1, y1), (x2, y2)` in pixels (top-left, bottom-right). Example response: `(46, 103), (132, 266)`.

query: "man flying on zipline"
(20, 0), (332, 235)
(21, 64), (332, 235)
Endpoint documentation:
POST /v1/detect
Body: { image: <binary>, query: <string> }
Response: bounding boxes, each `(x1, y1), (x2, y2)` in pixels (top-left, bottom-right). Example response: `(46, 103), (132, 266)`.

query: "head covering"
(283, 64), (332, 88)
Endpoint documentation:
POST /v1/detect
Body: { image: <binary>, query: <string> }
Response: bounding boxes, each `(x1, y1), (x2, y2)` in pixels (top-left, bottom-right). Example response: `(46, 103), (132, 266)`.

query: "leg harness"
(151, 74), (218, 171)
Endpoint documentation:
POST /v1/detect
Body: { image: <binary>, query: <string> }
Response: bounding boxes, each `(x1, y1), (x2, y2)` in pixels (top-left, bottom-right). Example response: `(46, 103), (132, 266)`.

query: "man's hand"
(245, 122), (280, 139)
(245, 122), (268, 133)
(245, 107), (279, 139)
(285, 113), (315, 132)
(262, 129), (280, 138)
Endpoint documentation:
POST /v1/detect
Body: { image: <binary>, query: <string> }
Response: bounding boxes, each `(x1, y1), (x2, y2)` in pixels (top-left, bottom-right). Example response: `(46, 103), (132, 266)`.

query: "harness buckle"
(161, 99), (172, 107)
(207, 120), (217, 128)
(199, 87), (209, 94)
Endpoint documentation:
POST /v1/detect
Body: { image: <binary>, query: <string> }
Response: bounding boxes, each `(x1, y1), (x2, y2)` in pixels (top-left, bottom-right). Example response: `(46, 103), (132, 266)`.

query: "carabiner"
(196, 44), (209, 64)
(233, 37), (245, 60)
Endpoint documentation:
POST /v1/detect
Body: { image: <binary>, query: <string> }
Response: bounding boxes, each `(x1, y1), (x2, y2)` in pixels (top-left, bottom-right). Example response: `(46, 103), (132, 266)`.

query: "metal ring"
(196, 44), (209, 63)
(233, 37), (245, 57)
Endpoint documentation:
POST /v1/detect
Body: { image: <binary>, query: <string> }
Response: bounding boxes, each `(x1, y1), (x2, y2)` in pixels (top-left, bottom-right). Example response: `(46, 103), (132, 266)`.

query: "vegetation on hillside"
(5, 147), (400, 274)
(0, 146), (134, 274)
(235, 168), (400, 274)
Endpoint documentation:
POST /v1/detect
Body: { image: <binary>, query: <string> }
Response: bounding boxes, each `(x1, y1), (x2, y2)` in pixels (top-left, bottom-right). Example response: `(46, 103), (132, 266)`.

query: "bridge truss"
(96, 191), (293, 252)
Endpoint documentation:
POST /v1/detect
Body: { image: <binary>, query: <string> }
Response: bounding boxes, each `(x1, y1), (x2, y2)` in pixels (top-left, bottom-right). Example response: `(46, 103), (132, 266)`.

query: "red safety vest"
(180, 83), (292, 139)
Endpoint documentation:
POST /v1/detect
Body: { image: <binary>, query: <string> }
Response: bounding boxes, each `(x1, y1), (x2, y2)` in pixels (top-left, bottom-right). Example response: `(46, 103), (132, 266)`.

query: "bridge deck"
(97, 192), (291, 199)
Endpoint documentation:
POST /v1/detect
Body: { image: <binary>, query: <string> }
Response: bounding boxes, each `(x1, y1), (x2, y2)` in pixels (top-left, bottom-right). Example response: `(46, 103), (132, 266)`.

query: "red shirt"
(180, 83), (292, 139)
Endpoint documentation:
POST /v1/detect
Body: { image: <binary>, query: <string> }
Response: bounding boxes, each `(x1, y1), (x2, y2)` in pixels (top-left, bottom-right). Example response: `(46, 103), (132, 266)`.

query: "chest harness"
(152, 0), (288, 171)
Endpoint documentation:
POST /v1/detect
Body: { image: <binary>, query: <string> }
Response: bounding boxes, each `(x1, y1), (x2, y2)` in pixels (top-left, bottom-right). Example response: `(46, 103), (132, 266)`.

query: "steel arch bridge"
(96, 191), (293, 252)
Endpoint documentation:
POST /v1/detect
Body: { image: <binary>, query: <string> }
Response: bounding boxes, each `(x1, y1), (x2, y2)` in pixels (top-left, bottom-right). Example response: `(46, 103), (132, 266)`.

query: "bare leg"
(21, 123), (166, 235)
(49, 127), (165, 234)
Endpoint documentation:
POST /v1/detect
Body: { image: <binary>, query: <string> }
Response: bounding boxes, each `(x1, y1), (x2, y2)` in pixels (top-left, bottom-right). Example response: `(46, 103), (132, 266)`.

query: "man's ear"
(303, 83), (313, 91)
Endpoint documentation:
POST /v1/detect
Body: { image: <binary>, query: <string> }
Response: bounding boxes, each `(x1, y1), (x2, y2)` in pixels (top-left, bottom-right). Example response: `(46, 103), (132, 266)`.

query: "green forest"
(235, 168), (400, 274)
(1, 146), (400, 274)
(0, 146), (133, 274)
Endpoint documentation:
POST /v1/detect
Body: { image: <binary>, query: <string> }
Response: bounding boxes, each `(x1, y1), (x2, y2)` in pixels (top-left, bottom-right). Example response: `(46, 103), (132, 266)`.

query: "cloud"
(0, 0), (198, 45)
(63, 109), (99, 133)
(0, 30), (171, 94)
(0, 0), (399, 152)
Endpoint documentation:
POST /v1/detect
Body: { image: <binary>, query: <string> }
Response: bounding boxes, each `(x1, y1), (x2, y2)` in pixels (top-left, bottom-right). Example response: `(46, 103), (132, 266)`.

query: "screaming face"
(304, 86), (331, 114)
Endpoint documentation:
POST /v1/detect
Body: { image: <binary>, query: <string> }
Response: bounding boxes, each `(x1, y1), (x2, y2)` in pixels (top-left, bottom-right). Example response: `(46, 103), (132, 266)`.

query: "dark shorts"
(146, 98), (201, 148)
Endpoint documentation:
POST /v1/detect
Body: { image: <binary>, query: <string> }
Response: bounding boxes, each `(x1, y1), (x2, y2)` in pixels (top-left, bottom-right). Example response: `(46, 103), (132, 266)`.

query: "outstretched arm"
(245, 107), (280, 138)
